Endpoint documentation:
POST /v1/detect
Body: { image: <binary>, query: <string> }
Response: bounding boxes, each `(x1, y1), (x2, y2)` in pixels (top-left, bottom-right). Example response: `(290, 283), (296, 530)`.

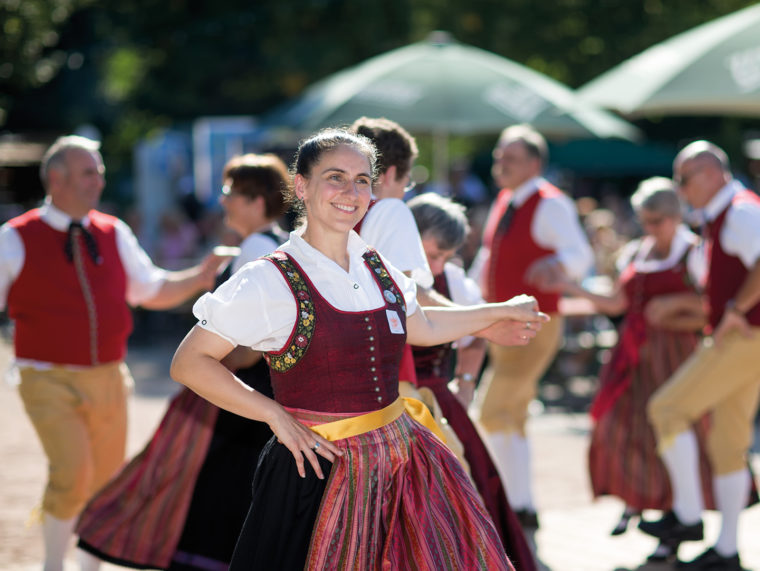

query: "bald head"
(673, 140), (732, 209)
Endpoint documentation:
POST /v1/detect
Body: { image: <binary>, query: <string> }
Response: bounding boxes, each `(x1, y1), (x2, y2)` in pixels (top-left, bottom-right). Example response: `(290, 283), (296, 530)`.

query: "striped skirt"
(588, 326), (715, 510)
(231, 409), (513, 570)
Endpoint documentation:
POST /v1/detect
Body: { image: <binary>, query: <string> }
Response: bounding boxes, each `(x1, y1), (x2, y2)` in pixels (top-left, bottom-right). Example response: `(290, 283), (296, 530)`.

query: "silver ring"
(312, 442), (321, 450)
(525, 322), (532, 330)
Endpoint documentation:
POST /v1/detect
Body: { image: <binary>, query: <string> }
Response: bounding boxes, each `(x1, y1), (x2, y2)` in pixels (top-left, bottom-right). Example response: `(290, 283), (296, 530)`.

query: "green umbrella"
(263, 32), (639, 141)
(578, 4), (760, 117)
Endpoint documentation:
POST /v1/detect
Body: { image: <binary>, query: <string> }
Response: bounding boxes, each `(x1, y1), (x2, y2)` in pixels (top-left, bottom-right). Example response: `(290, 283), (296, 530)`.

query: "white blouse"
(194, 227), (419, 352)
(616, 224), (705, 285)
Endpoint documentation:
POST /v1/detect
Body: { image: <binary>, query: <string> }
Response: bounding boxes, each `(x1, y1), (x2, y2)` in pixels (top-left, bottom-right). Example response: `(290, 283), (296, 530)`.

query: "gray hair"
(408, 192), (470, 251)
(40, 135), (101, 186)
(496, 124), (548, 166)
(630, 176), (682, 218)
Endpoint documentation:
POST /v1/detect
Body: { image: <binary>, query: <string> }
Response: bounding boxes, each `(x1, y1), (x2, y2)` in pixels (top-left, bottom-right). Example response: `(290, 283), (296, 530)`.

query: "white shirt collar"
(702, 179), (743, 223)
(287, 226), (370, 272)
(632, 224), (698, 273)
(512, 176), (546, 206)
(39, 198), (92, 232)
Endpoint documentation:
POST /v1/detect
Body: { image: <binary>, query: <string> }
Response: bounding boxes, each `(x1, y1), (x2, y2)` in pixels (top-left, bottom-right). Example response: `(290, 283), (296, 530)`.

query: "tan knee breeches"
(18, 362), (131, 519)
(474, 314), (563, 436)
(647, 329), (760, 475)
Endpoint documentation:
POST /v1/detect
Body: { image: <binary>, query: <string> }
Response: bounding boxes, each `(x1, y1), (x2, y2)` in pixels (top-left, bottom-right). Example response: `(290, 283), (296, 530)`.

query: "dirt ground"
(2, 334), (760, 571)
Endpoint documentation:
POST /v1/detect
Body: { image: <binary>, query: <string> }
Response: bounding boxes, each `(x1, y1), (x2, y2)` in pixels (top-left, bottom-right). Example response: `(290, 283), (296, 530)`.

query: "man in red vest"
(0, 135), (224, 571)
(639, 141), (760, 571)
(471, 124), (593, 528)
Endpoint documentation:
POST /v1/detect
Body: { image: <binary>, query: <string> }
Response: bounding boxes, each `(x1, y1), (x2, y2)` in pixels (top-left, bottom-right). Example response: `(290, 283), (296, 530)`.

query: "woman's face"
(421, 234), (457, 277)
(639, 208), (678, 248)
(219, 181), (264, 238)
(295, 145), (373, 236)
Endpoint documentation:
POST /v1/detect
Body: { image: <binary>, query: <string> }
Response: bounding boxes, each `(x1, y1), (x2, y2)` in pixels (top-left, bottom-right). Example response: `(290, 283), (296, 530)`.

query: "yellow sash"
(309, 397), (446, 444)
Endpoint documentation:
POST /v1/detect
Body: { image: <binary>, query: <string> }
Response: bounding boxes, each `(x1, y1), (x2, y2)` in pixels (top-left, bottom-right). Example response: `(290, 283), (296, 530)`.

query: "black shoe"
(611, 509), (641, 536)
(638, 511), (703, 541)
(515, 509), (539, 529)
(646, 539), (680, 563)
(676, 547), (743, 570)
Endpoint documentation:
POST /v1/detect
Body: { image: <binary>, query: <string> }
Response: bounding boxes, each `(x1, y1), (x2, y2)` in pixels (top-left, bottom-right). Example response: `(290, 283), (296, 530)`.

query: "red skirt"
(416, 374), (536, 571)
(231, 408), (514, 570)
(588, 326), (715, 510)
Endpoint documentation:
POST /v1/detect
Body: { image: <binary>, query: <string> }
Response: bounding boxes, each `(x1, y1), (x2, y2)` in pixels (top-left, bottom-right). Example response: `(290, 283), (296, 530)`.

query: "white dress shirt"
(358, 197), (434, 289)
(0, 200), (167, 311)
(701, 179), (760, 269)
(443, 262), (484, 348)
(194, 227), (418, 352)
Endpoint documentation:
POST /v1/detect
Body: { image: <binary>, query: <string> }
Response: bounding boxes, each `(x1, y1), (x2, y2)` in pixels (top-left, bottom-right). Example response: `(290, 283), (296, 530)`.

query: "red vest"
(355, 198), (419, 386)
(411, 272), (454, 387)
(7, 209), (132, 366)
(482, 183), (561, 312)
(705, 190), (760, 330)
(264, 250), (405, 413)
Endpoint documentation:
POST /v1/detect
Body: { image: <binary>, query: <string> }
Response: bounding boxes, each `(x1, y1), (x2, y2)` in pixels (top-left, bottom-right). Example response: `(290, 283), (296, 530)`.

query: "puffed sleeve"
(192, 259), (298, 351)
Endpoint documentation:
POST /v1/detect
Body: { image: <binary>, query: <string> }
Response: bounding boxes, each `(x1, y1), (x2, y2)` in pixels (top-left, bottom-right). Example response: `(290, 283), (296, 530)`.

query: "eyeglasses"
(638, 214), (666, 228)
(674, 166), (704, 187)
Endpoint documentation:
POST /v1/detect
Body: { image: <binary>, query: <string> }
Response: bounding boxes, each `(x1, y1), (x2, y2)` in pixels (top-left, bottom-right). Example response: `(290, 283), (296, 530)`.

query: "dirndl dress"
(229, 250), (513, 570)
(587, 249), (715, 510)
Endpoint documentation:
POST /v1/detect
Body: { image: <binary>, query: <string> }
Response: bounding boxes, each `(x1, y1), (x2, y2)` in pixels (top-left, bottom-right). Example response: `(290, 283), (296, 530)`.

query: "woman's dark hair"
(349, 117), (418, 181)
(222, 153), (289, 219)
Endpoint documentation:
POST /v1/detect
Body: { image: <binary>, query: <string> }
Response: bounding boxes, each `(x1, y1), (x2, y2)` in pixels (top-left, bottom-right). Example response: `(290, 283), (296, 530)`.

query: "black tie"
(495, 200), (517, 236)
(64, 221), (102, 265)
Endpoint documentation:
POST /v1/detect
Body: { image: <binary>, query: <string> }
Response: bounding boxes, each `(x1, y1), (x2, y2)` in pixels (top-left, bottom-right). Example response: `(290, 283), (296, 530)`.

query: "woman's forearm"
(406, 296), (545, 347)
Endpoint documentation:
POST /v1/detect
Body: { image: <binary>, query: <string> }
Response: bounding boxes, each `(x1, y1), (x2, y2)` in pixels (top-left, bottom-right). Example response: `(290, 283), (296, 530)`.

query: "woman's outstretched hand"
(266, 405), (344, 479)
(475, 294), (550, 346)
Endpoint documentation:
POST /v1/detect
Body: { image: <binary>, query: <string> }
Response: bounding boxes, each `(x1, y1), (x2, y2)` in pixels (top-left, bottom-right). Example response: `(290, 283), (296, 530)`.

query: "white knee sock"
(486, 430), (534, 511)
(660, 430), (703, 524)
(78, 546), (102, 571)
(42, 514), (76, 571)
(713, 468), (750, 557)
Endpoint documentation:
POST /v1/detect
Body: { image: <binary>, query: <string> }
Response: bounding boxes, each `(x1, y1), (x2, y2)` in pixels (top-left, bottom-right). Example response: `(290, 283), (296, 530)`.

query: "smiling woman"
(170, 127), (548, 570)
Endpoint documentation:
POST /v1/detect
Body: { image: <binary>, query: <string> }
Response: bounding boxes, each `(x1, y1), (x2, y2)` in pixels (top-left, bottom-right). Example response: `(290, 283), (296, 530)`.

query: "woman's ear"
(294, 174), (306, 201)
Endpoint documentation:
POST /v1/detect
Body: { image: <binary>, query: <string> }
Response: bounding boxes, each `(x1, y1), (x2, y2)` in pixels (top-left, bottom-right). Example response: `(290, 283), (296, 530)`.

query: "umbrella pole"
(432, 129), (449, 190)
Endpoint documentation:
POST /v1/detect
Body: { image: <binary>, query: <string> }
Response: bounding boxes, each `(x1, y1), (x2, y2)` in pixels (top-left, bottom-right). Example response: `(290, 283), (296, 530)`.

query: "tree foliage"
(2, 0), (757, 155)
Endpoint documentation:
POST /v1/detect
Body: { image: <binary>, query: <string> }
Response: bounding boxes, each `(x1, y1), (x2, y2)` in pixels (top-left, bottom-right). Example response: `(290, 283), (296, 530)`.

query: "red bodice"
(411, 272), (454, 385)
(264, 250), (406, 413)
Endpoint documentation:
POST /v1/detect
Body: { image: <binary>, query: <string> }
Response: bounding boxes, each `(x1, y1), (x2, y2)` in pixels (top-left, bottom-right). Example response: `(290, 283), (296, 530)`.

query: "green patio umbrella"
(262, 32), (639, 139)
(262, 32), (639, 181)
(578, 4), (760, 117)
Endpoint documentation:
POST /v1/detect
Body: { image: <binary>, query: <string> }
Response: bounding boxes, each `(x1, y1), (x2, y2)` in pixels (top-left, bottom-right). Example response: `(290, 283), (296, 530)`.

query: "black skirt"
(169, 360), (276, 571)
(229, 436), (333, 571)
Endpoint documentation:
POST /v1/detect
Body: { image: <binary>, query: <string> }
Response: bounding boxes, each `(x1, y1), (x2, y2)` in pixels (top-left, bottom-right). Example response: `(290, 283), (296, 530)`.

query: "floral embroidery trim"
(363, 249), (406, 313)
(263, 252), (315, 372)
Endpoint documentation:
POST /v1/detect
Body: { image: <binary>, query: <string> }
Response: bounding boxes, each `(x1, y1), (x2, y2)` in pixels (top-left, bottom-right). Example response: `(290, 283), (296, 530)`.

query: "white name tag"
(386, 309), (405, 334)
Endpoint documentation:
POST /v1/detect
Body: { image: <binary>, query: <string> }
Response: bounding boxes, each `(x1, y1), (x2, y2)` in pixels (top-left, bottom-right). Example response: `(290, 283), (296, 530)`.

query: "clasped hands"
(476, 294), (550, 346)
